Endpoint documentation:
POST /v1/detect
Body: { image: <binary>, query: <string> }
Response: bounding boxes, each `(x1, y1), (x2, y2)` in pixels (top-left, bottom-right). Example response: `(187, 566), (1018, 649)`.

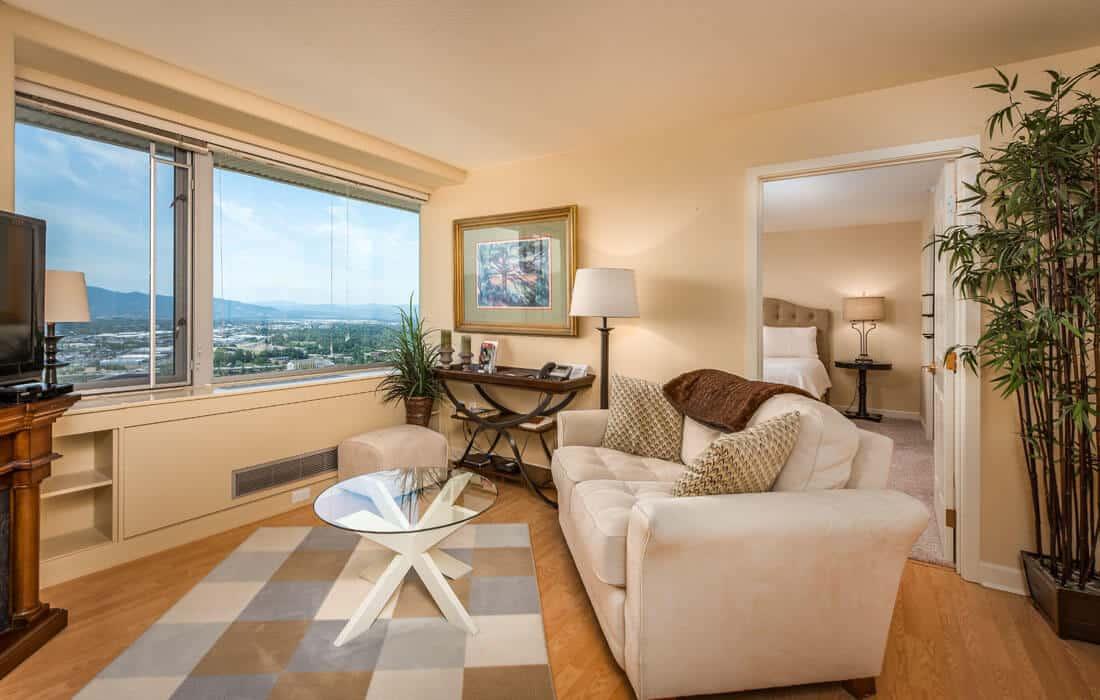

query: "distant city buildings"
(56, 318), (397, 386)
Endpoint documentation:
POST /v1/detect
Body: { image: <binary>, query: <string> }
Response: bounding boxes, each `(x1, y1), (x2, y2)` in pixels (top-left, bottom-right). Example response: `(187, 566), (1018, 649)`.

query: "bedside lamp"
(843, 295), (885, 363)
(44, 270), (91, 387)
(569, 268), (639, 409)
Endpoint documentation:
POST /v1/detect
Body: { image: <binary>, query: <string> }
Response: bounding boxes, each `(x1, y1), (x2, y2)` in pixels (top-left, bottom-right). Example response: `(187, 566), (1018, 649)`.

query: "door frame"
(744, 136), (983, 584)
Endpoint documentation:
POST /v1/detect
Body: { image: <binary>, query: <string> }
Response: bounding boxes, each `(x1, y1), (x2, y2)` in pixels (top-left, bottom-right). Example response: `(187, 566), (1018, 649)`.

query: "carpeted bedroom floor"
(857, 418), (947, 565)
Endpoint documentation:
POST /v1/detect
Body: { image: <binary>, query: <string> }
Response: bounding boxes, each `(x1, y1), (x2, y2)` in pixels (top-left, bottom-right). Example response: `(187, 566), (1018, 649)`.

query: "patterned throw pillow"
(602, 375), (684, 462)
(672, 411), (800, 497)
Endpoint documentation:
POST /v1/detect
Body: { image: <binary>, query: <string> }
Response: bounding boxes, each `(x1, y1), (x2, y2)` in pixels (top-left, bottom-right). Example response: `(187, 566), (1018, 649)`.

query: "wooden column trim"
(0, 393), (80, 677)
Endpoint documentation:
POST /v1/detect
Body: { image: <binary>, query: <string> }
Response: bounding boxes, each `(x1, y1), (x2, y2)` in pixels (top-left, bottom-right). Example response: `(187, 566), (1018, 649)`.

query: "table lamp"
(44, 270), (91, 386)
(843, 295), (885, 363)
(569, 268), (639, 409)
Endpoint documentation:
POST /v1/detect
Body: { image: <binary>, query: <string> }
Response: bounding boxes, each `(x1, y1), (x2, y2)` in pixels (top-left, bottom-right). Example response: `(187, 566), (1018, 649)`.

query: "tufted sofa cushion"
(749, 394), (858, 490)
(552, 445), (685, 517)
(569, 480), (676, 586)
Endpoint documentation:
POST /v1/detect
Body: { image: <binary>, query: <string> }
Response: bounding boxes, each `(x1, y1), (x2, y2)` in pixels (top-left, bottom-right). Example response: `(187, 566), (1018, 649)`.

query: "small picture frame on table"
(478, 340), (499, 373)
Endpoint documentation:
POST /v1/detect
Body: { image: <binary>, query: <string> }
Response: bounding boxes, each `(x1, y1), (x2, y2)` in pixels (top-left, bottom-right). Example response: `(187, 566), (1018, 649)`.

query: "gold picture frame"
(453, 205), (578, 337)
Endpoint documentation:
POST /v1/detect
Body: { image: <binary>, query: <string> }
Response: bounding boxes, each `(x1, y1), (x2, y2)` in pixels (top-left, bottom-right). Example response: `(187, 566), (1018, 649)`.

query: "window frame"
(13, 100), (195, 393)
(209, 160), (419, 384)
(14, 82), (427, 394)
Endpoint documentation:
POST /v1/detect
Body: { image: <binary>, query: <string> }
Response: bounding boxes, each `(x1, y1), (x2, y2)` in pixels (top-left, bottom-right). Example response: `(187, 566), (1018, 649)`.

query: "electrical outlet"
(291, 487), (311, 504)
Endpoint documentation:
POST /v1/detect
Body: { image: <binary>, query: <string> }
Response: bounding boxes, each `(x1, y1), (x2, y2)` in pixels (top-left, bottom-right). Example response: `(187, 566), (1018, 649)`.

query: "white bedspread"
(763, 357), (832, 399)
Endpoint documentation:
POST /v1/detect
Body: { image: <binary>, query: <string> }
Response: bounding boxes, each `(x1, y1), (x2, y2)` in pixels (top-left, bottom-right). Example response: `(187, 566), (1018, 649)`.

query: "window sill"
(67, 368), (394, 416)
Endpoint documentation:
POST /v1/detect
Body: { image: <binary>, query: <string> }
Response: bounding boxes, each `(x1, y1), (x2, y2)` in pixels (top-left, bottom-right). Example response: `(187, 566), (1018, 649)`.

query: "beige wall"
(422, 45), (1100, 575)
(762, 222), (924, 414)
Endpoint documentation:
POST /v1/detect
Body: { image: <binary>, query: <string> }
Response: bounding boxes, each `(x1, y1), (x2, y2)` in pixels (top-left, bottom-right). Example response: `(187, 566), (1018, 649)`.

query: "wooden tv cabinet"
(0, 393), (80, 678)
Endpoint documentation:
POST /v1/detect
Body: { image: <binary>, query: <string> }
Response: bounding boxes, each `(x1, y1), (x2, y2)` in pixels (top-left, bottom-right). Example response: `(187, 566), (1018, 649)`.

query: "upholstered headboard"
(762, 297), (832, 372)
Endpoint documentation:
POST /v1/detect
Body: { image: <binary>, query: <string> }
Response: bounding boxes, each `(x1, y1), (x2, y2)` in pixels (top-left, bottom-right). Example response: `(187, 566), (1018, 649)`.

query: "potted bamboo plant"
(936, 63), (1100, 642)
(376, 296), (440, 427)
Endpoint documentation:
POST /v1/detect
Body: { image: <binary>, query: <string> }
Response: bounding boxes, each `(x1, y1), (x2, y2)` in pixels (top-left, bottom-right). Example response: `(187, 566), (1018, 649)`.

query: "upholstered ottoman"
(337, 424), (449, 481)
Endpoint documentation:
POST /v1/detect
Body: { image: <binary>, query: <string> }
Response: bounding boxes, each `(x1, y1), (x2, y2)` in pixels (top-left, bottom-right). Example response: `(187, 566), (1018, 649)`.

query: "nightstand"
(834, 360), (892, 422)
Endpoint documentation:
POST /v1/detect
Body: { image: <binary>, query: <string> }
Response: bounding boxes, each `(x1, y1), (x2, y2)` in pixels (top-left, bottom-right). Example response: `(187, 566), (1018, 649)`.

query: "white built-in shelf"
(41, 470), (113, 499)
(41, 527), (111, 561)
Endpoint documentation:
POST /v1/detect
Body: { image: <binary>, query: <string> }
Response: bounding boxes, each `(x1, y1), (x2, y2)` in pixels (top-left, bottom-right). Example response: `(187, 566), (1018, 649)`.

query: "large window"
(14, 105), (191, 390)
(12, 95), (422, 391)
(211, 155), (420, 380)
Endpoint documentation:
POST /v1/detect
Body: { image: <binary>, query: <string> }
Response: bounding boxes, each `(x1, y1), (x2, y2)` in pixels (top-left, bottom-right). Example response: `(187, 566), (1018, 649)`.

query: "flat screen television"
(0, 211), (46, 387)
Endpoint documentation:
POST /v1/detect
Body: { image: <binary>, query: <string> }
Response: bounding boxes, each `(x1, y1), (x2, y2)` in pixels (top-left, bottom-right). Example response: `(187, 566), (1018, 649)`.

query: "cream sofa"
(552, 393), (927, 700)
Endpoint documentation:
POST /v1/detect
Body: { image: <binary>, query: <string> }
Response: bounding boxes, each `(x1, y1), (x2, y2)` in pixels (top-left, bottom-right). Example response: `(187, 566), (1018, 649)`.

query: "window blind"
(211, 149), (422, 213)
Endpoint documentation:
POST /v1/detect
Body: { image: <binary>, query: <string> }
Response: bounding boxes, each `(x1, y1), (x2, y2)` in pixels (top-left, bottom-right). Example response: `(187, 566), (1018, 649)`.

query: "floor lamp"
(569, 268), (639, 409)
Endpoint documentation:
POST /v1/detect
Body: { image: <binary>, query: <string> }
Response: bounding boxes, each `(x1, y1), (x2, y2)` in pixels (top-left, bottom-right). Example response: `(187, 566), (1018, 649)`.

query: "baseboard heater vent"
(232, 447), (338, 499)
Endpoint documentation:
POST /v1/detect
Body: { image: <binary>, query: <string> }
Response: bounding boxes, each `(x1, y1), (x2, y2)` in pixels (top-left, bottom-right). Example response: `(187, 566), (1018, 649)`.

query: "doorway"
(745, 137), (982, 581)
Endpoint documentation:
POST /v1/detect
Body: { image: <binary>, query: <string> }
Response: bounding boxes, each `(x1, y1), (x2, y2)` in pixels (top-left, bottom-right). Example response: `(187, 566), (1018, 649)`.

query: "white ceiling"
(10, 0), (1100, 170)
(762, 160), (944, 233)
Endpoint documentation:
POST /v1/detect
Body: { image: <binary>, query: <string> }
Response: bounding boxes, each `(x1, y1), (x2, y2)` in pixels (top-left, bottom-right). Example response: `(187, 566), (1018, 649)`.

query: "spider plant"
(935, 63), (1100, 602)
(376, 296), (440, 424)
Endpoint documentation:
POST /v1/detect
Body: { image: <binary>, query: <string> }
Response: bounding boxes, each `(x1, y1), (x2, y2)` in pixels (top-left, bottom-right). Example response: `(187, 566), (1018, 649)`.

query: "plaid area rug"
(76, 524), (555, 699)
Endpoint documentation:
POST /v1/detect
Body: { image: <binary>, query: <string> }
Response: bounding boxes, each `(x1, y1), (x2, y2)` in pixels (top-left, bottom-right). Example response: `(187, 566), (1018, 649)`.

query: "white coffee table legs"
(335, 552), (412, 647)
(333, 472), (481, 647)
(335, 522), (478, 646)
(409, 546), (477, 633)
(359, 547), (472, 583)
(429, 549), (474, 579)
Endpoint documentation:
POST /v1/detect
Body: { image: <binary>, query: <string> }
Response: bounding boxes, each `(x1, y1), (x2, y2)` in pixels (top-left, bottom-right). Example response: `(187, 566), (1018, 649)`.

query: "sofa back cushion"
(748, 394), (858, 490)
(681, 416), (723, 464)
(847, 428), (893, 489)
(672, 412), (800, 497)
(602, 375), (684, 462)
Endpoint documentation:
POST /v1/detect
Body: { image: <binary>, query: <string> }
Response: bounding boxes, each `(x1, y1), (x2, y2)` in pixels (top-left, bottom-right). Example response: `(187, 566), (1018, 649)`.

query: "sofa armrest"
(556, 409), (609, 448)
(623, 489), (927, 700)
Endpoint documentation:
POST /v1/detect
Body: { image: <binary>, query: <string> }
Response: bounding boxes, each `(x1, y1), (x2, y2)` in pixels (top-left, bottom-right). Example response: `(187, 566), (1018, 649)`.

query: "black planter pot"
(1020, 551), (1100, 643)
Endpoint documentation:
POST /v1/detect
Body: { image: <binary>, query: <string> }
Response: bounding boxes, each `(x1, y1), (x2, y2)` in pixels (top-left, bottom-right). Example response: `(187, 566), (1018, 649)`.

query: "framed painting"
(453, 205), (578, 336)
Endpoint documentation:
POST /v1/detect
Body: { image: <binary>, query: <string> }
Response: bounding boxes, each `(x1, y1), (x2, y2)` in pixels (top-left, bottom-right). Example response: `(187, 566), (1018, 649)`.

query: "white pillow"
(748, 394), (857, 490)
(765, 325), (818, 358)
(762, 326), (818, 358)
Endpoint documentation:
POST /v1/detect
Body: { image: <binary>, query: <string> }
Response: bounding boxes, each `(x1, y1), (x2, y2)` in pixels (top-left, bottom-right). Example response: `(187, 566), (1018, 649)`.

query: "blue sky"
(14, 122), (419, 307)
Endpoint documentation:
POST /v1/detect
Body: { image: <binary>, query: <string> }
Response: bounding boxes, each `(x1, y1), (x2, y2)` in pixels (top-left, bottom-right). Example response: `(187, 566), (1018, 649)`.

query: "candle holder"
(439, 346), (454, 366)
(459, 335), (473, 367)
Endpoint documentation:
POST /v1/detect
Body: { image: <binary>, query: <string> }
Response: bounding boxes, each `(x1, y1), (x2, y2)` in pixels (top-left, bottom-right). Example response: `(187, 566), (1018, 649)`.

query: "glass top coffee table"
(313, 467), (497, 645)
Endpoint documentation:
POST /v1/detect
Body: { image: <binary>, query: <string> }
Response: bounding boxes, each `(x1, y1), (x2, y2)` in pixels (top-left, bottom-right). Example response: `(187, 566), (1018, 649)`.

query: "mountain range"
(86, 286), (405, 322)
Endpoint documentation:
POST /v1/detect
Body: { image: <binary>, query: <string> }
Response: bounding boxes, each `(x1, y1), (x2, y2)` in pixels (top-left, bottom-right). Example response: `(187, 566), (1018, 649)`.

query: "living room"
(1, 2), (1099, 699)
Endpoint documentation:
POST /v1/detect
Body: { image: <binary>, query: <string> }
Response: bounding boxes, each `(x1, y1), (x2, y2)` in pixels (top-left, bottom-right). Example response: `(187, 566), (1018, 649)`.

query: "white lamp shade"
(46, 270), (91, 323)
(843, 296), (885, 322)
(569, 268), (639, 318)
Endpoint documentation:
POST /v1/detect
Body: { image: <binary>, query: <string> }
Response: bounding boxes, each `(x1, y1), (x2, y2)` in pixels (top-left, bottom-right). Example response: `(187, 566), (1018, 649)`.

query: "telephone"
(538, 362), (589, 380)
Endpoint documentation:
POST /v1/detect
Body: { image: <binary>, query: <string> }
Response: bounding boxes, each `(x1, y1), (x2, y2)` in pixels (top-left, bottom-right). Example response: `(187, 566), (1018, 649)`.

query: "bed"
(762, 297), (832, 401)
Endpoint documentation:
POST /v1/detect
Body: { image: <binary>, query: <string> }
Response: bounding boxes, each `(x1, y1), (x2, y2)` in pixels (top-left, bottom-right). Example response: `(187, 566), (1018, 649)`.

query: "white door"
(932, 160), (956, 565)
(920, 221), (935, 441)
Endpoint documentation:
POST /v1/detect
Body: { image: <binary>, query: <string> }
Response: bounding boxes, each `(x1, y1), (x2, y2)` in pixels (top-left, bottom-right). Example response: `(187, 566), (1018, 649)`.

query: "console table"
(834, 360), (891, 422)
(434, 365), (595, 508)
(0, 393), (80, 678)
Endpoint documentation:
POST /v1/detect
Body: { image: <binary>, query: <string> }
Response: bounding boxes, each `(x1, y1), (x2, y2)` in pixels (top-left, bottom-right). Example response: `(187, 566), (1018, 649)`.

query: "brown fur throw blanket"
(662, 369), (814, 432)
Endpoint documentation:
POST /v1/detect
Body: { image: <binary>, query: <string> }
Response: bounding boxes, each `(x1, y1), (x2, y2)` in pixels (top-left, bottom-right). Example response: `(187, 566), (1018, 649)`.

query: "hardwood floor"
(1, 480), (1098, 699)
